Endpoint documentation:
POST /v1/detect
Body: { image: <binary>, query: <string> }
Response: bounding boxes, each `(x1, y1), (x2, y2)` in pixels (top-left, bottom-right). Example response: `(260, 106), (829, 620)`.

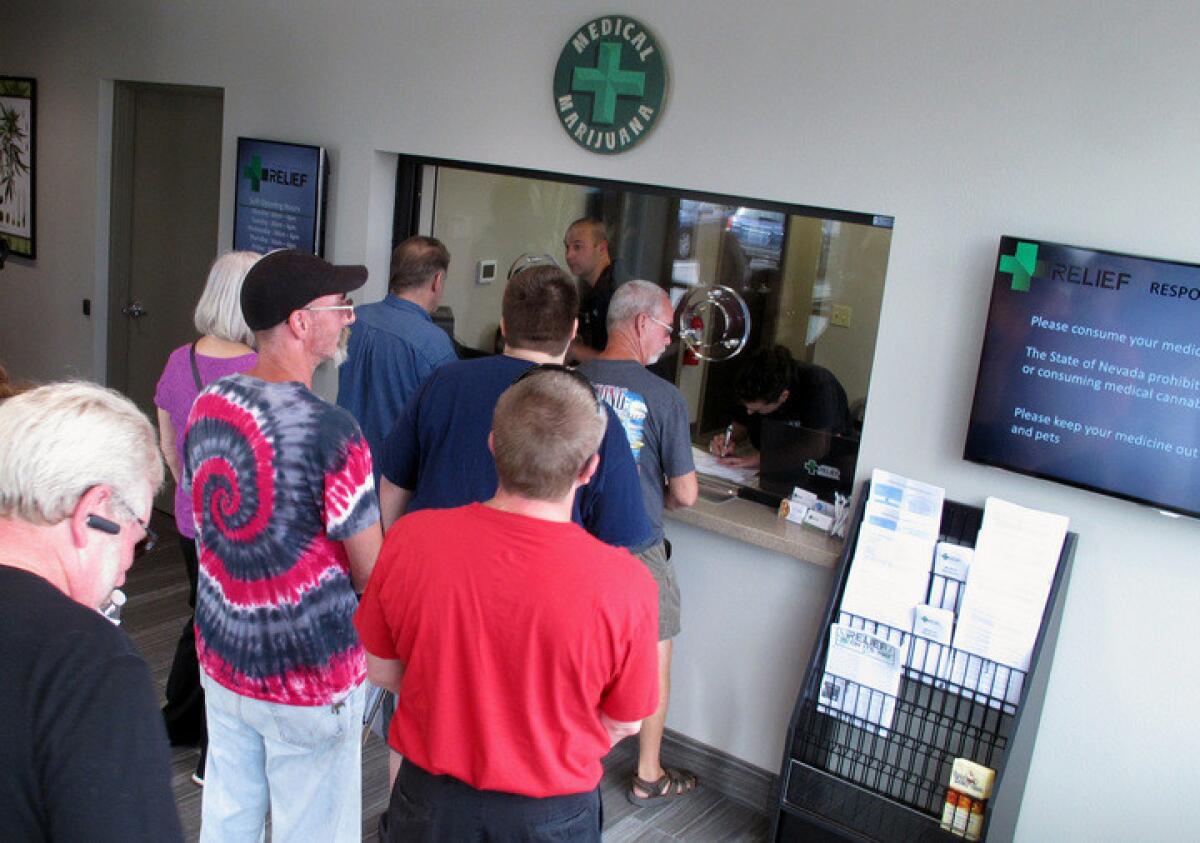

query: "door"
(107, 82), (223, 511)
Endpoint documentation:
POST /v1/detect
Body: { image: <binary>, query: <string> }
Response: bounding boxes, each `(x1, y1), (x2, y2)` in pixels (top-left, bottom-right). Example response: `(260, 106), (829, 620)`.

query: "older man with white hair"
(580, 279), (701, 806)
(0, 382), (182, 841)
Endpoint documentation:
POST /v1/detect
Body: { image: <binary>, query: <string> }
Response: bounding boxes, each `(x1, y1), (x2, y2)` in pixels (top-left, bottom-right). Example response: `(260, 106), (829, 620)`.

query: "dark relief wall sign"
(554, 15), (667, 154)
(0, 76), (35, 259)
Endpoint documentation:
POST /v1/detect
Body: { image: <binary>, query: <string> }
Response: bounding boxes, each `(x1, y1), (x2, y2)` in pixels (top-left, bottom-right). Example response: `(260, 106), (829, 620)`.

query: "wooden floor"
(123, 513), (769, 841)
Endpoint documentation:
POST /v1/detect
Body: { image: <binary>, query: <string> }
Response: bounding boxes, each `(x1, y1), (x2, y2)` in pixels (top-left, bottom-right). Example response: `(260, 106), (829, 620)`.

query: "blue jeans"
(199, 674), (365, 842)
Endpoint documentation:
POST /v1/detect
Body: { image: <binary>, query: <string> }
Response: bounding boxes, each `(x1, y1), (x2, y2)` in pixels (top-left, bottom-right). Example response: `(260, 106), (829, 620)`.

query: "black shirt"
(0, 566), (183, 842)
(577, 263), (621, 352)
(740, 362), (853, 449)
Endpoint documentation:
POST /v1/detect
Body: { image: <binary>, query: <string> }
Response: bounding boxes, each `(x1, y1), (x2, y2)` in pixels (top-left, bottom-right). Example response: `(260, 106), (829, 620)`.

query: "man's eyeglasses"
(85, 501), (158, 558)
(303, 297), (355, 314)
(647, 314), (676, 337)
(130, 513), (159, 557)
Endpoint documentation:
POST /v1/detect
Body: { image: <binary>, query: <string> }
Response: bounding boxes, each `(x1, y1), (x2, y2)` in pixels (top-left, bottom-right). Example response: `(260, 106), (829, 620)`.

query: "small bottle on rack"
(940, 788), (964, 832)
(965, 796), (985, 842)
(940, 758), (995, 840)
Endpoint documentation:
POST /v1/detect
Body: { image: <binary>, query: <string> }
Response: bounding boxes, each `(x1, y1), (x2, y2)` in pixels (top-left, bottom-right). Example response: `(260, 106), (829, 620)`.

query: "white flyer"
(863, 468), (945, 544)
(839, 521), (934, 633)
(818, 623), (903, 735)
(950, 498), (1067, 677)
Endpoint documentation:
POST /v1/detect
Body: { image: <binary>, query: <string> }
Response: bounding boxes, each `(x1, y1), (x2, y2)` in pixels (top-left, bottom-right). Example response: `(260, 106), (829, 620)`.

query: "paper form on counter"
(691, 446), (756, 486)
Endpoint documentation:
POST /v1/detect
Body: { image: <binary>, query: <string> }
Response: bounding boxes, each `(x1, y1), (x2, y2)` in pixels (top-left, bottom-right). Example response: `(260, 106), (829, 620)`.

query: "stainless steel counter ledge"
(664, 495), (842, 567)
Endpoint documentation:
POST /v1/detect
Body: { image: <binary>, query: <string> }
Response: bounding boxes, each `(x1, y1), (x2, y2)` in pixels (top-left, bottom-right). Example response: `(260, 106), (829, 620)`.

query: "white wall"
(2, 3), (1198, 838)
(431, 167), (589, 350)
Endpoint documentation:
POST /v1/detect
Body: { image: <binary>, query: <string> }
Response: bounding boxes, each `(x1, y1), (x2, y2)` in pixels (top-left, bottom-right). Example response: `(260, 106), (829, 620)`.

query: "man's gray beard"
(329, 329), (350, 367)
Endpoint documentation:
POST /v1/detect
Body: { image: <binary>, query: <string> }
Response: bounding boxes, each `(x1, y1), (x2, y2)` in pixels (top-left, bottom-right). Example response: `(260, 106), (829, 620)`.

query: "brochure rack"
(772, 484), (1077, 841)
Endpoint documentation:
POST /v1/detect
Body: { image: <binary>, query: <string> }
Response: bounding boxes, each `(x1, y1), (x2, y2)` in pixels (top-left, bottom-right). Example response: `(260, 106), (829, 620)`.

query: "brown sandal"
(627, 767), (699, 805)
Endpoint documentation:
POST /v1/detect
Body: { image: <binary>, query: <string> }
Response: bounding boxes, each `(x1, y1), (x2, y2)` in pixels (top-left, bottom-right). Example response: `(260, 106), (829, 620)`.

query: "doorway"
(106, 81), (224, 511)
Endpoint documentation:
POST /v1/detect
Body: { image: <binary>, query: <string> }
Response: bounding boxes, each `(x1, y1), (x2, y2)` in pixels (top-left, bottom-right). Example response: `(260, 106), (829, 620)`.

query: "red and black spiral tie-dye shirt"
(184, 374), (379, 706)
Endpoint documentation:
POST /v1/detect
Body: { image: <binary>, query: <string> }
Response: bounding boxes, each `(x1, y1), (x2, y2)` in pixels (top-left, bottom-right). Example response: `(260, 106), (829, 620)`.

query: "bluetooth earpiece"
(86, 514), (122, 535)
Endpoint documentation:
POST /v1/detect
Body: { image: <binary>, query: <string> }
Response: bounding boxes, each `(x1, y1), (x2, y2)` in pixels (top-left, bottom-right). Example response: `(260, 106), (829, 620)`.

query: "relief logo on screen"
(1001, 239), (1131, 294)
(242, 154), (309, 193)
(999, 240), (1042, 292)
(553, 15), (667, 154)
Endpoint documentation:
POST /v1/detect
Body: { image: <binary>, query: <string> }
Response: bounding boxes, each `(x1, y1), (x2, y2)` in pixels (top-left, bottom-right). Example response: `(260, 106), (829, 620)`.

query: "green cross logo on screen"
(553, 16), (667, 154)
(243, 154), (263, 192)
(999, 240), (1040, 292)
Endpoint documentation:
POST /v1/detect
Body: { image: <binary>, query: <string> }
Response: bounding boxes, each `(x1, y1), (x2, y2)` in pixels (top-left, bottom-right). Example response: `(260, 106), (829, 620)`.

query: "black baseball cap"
(241, 249), (368, 331)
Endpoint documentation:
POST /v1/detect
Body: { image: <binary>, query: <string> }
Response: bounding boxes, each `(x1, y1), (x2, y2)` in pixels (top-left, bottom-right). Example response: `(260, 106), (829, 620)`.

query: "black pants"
(162, 537), (206, 747)
(385, 760), (602, 842)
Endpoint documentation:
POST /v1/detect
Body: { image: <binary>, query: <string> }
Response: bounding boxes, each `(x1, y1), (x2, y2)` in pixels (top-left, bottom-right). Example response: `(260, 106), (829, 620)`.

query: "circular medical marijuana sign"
(553, 15), (667, 154)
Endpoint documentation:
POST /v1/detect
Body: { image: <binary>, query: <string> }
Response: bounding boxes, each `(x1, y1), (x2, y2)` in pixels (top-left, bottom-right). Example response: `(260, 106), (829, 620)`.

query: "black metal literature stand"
(772, 482), (1077, 841)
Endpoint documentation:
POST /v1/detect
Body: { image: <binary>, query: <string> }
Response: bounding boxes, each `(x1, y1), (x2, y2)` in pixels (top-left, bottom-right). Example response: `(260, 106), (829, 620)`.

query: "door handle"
(122, 300), (148, 318)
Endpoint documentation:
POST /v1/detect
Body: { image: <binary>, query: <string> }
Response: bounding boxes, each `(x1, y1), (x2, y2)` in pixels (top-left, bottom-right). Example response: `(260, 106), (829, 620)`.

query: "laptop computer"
(757, 419), (859, 503)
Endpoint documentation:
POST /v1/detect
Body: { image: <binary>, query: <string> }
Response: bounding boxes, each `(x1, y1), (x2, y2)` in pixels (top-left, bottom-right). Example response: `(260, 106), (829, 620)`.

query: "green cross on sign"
(572, 42), (645, 125)
(243, 154), (263, 192)
(553, 15), (667, 154)
(1000, 241), (1039, 292)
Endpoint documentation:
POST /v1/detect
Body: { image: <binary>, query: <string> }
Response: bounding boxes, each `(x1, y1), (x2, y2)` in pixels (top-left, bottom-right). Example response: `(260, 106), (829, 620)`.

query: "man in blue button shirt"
(337, 236), (457, 476)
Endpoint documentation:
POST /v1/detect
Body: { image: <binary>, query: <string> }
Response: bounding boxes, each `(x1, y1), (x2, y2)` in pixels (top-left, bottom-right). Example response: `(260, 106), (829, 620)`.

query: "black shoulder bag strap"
(189, 340), (204, 391)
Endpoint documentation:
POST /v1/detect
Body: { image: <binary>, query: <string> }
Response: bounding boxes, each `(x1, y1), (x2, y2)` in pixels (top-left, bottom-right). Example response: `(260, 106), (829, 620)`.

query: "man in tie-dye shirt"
(184, 250), (382, 842)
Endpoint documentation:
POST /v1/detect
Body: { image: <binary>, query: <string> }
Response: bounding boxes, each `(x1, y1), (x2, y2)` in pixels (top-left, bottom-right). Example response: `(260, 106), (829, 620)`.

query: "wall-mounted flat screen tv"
(965, 235), (1200, 519)
(233, 137), (328, 256)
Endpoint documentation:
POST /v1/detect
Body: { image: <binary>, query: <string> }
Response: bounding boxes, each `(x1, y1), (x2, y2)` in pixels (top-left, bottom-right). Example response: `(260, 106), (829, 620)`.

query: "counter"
(665, 492), (843, 568)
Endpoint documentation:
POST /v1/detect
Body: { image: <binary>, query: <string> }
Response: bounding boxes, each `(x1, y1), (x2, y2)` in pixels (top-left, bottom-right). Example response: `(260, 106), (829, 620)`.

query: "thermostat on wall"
(476, 259), (497, 285)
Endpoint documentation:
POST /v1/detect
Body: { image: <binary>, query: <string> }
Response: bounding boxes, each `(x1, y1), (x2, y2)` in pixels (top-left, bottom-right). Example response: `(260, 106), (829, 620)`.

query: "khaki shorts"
(634, 540), (681, 640)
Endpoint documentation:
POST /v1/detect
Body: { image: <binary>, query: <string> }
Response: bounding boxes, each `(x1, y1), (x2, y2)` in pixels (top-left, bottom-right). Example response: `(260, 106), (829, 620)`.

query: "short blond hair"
(194, 251), (261, 346)
(0, 382), (163, 524)
(492, 370), (606, 501)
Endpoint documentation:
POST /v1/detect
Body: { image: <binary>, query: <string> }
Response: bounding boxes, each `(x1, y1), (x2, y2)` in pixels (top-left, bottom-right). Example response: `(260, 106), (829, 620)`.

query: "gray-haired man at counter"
(580, 279), (701, 805)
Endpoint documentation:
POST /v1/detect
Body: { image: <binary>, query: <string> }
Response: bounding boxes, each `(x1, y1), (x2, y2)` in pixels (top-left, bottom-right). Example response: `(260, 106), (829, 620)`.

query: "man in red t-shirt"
(355, 367), (659, 841)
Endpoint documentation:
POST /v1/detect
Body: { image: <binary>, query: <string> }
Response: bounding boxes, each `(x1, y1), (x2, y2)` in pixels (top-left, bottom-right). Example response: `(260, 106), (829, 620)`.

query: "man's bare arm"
(665, 471), (699, 510)
(378, 478), (414, 531)
(367, 654), (405, 694)
(342, 522), (383, 592)
(599, 712), (642, 747)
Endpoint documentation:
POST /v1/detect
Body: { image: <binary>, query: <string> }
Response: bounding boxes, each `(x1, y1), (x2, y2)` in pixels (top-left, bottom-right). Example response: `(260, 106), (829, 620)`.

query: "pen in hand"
(722, 423), (733, 456)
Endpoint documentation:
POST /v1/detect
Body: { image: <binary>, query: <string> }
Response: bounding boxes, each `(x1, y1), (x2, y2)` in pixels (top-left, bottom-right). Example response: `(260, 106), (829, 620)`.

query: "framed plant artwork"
(0, 76), (35, 259)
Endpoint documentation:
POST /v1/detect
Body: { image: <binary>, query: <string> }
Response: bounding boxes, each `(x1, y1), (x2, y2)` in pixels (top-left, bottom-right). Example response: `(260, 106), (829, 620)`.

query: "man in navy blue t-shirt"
(378, 262), (653, 552)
